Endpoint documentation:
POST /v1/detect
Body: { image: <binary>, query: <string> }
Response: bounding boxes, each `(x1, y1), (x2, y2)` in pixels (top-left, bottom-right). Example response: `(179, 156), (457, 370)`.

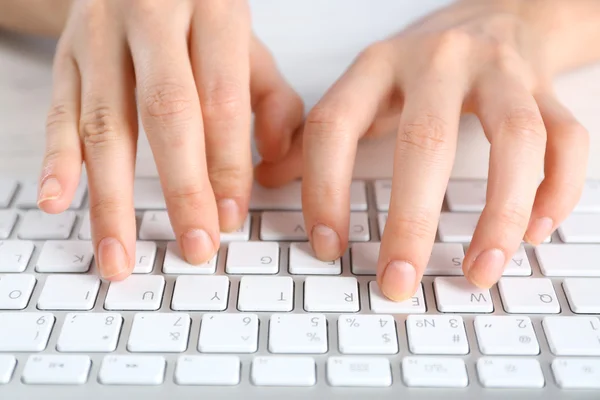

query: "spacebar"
(535, 245), (600, 276)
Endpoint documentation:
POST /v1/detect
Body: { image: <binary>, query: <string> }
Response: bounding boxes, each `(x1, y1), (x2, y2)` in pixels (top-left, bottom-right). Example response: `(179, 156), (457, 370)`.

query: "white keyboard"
(1, 178), (600, 400)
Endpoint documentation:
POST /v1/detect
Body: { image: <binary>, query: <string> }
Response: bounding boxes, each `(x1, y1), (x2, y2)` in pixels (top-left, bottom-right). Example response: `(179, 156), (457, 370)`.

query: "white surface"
(543, 316), (600, 356)
(406, 315), (469, 355)
(327, 357), (392, 387)
(268, 314), (328, 354)
(433, 277), (493, 313)
(37, 275), (100, 310)
(56, 313), (122, 352)
(127, 313), (191, 353)
(0, 273), (35, 309)
(237, 276), (293, 312)
(22, 355), (91, 385)
(35, 240), (93, 273)
(0, 355), (16, 384)
(402, 357), (468, 388)
(552, 358), (600, 389)
(498, 278), (560, 314)
(337, 314), (398, 355)
(536, 244), (600, 276)
(303, 276), (359, 312)
(198, 313), (259, 353)
(175, 355), (241, 386)
(104, 275), (165, 310)
(0, 240), (34, 272)
(171, 276), (230, 311)
(251, 356), (316, 387)
(563, 278), (600, 313)
(18, 210), (75, 240)
(226, 242), (280, 274)
(0, 312), (54, 351)
(289, 242), (341, 275)
(98, 355), (165, 385)
(474, 316), (539, 355)
(163, 242), (217, 274)
(476, 358), (544, 388)
(558, 213), (600, 243)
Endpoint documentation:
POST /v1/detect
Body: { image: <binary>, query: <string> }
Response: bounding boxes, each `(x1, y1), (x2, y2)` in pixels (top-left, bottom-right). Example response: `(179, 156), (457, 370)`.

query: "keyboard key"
(0, 312), (54, 351)
(104, 275), (165, 310)
(22, 355), (91, 385)
(402, 357), (468, 388)
(347, 212), (370, 241)
(563, 278), (600, 313)
(304, 276), (359, 312)
(175, 355), (240, 386)
(57, 313), (122, 352)
(351, 242), (379, 275)
(251, 356), (316, 386)
(438, 212), (479, 242)
(133, 179), (166, 209)
(349, 181), (368, 211)
(220, 215), (251, 242)
(260, 212), (369, 242)
(37, 275), (100, 310)
(78, 213), (91, 239)
(558, 213), (600, 243)
(378, 213), (387, 237)
(327, 357), (392, 387)
(139, 211), (173, 240)
(36, 240), (93, 273)
(406, 315), (468, 355)
(503, 246), (532, 276)
(477, 357), (544, 388)
(289, 242), (341, 275)
(269, 314), (327, 354)
(128, 313), (190, 352)
(369, 281), (426, 313)
(543, 316), (600, 356)
(0, 274), (35, 309)
(171, 275), (229, 311)
(575, 181), (600, 212)
(133, 241), (157, 273)
(0, 179), (17, 208)
(0, 240), (34, 272)
(0, 355), (16, 384)
(536, 244), (600, 276)
(374, 180), (391, 211)
(163, 242), (217, 274)
(226, 242), (279, 274)
(338, 315), (397, 354)
(16, 180), (86, 209)
(237, 276), (293, 312)
(552, 358), (600, 389)
(498, 277), (560, 313)
(474, 316), (539, 355)
(198, 313), (258, 353)
(424, 244), (465, 275)
(19, 210), (75, 240)
(0, 210), (16, 239)
(98, 355), (165, 385)
(445, 180), (487, 212)
(434, 277), (493, 313)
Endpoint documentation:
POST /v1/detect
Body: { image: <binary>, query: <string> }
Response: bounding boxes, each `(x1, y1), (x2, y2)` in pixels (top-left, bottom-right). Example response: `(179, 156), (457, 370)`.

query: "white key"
(37, 275), (100, 310)
(304, 276), (359, 312)
(445, 180), (487, 212)
(220, 215), (251, 242)
(36, 240), (94, 273)
(0, 355), (16, 384)
(171, 276), (229, 311)
(289, 242), (340, 275)
(226, 242), (279, 274)
(406, 315), (468, 355)
(477, 357), (544, 388)
(104, 275), (165, 310)
(564, 278), (600, 313)
(402, 357), (468, 388)
(19, 210), (75, 240)
(349, 181), (368, 211)
(163, 242), (216, 274)
(238, 276), (293, 312)
(558, 213), (600, 243)
(69, 181), (87, 209)
(377, 213), (387, 237)
(575, 181), (600, 212)
(503, 246), (532, 276)
(0, 312), (54, 351)
(198, 313), (258, 353)
(424, 244), (465, 275)
(22, 355), (91, 385)
(0, 274), (35, 309)
(351, 242), (379, 275)
(348, 212), (370, 241)
(175, 355), (240, 386)
(536, 244), (600, 276)
(57, 313), (122, 352)
(543, 316), (600, 356)
(98, 355), (165, 385)
(0, 179), (17, 208)
(327, 357), (392, 387)
(434, 277), (493, 313)
(133, 179), (166, 209)
(0, 210), (16, 239)
(374, 180), (392, 211)
(269, 314), (327, 354)
(133, 241), (156, 273)
(17, 181), (86, 209)
(338, 315), (397, 354)
(78, 213), (91, 239)
(552, 358), (600, 389)
(369, 281), (426, 313)
(0, 240), (34, 272)
(128, 313), (190, 352)
(260, 211), (307, 240)
(438, 212), (479, 242)
(498, 277), (560, 313)
(251, 356), (316, 386)
(474, 316), (539, 355)
(139, 211), (174, 240)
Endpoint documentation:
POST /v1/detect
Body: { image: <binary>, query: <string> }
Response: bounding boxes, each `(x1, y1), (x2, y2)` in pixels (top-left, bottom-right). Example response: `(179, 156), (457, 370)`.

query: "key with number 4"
(338, 315), (398, 354)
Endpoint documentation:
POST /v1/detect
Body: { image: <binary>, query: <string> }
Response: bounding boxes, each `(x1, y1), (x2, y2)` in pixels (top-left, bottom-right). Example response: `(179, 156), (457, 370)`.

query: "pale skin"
(1, 0), (599, 301)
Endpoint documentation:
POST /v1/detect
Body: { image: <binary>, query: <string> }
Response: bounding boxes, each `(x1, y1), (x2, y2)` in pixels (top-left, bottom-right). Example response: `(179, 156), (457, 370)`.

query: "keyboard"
(1, 177), (600, 400)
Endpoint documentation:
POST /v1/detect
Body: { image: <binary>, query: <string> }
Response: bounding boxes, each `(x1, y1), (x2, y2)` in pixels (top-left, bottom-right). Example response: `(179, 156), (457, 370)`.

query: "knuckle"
(79, 103), (120, 148)
(304, 105), (350, 140)
(164, 184), (211, 212)
(386, 210), (438, 242)
(357, 41), (392, 64)
(496, 203), (530, 230)
(500, 107), (546, 145)
(208, 163), (250, 194)
(89, 196), (125, 221)
(426, 29), (471, 69)
(46, 103), (71, 132)
(399, 113), (449, 154)
(201, 80), (245, 122)
(142, 82), (194, 122)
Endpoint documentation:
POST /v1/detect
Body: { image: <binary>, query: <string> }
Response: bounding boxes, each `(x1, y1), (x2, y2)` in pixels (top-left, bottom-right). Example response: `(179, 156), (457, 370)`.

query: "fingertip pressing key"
(310, 224), (341, 261)
(379, 261), (417, 302)
(465, 248), (506, 289)
(524, 216), (554, 245)
(98, 237), (130, 280)
(181, 228), (216, 265)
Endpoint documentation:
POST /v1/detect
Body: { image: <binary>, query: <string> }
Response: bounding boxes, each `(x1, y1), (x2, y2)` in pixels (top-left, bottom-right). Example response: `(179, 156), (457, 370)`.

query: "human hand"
(260, 0), (589, 300)
(37, 0), (303, 279)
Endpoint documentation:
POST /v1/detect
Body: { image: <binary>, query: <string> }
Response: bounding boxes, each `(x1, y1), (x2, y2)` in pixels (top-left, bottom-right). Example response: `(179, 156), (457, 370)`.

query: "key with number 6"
(199, 313), (258, 353)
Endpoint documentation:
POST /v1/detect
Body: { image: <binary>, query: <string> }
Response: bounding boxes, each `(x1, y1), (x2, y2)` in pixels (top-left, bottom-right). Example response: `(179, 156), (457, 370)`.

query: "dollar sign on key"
(382, 333), (390, 343)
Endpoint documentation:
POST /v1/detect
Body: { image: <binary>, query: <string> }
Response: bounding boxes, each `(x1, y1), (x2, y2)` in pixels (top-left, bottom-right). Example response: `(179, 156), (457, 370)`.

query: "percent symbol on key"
(306, 332), (320, 342)
(346, 318), (359, 327)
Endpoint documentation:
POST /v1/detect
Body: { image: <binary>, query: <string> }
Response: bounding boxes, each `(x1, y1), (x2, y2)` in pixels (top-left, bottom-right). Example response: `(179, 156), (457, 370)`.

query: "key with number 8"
(57, 313), (122, 352)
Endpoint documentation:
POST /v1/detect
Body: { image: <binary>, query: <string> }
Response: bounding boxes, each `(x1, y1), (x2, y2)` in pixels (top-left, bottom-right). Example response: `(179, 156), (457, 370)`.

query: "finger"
(192, 0), (252, 232)
(38, 48), (83, 214)
(254, 126), (303, 187)
(75, 9), (138, 280)
(524, 91), (589, 244)
(302, 43), (396, 261)
(251, 35), (304, 163)
(463, 75), (547, 287)
(377, 76), (464, 301)
(127, 6), (219, 264)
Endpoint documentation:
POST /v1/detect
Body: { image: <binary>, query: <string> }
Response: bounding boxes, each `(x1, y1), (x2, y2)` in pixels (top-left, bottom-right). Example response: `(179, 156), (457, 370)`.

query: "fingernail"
(37, 177), (62, 205)
(524, 217), (553, 245)
(217, 198), (241, 232)
(380, 261), (417, 301)
(466, 248), (505, 288)
(181, 229), (215, 265)
(311, 224), (341, 260)
(98, 237), (128, 279)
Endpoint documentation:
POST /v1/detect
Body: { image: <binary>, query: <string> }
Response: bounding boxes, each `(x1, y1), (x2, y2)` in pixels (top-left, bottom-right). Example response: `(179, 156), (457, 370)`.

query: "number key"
(406, 315), (468, 355)
(199, 313), (258, 353)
